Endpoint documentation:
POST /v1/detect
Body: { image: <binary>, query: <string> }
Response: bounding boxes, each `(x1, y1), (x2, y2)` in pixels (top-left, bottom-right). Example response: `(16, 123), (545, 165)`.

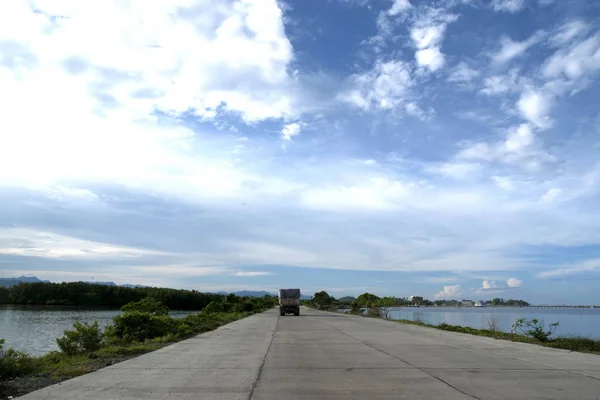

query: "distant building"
(462, 300), (474, 307)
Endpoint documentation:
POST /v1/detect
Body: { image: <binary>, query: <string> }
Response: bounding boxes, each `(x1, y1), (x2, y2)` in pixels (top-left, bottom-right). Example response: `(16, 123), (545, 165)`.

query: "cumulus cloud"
(388, 0), (412, 15)
(491, 31), (545, 65)
(517, 88), (554, 129)
(341, 60), (413, 111)
(457, 123), (554, 170)
(507, 277), (523, 287)
(0, 0), (301, 197)
(434, 284), (462, 299)
(415, 47), (445, 72)
(474, 278), (523, 293)
(409, 10), (458, 72)
(281, 122), (302, 141)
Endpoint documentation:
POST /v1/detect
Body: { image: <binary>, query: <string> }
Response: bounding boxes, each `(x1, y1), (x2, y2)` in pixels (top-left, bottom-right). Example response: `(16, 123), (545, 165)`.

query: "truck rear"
(278, 288), (301, 316)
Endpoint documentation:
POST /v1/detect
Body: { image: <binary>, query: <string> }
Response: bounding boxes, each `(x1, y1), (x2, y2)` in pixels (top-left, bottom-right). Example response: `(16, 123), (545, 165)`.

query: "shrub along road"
(16, 307), (600, 399)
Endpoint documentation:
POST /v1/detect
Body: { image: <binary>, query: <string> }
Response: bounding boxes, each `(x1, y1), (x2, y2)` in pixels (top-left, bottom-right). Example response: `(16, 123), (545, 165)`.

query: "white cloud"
(301, 177), (420, 211)
(480, 69), (522, 95)
(491, 176), (516, 191)
(540, 187), (562, 202)
(0, 227), (164, 259)
(506, 277), (523, 287)
(543, 33), (600, 81)
(516, 89), (554, 129)
(537, 258), (600, 278)
(405, 102), (429, 120)
(434, 284), (462, 299)
(550, 20), (590, 47)
(415, 47), (445, 72)
(427, 162), (482, 180)
(281, 122), (302, 141)
(448, 62), (480, 83)
(341, 60), (413, 111)
(491, 0), (525, 13)
(233, 271), (273, 277)
(491, 31), (545, 65)
(409, 10), (457, 73)
(474, 277), (523, 293)
(388, 0), (412, 15)
(411, 25), (446, 49)
(481, 280), (498, 289)
(457, 123), (553, 170)
(504, 123), (535, 152)
(0, 0), (301, 199)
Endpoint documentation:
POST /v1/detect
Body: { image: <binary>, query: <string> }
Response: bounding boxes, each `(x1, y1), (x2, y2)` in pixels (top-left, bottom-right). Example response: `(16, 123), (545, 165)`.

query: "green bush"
(511, 318), (559, 342)
(111, 312), (175, 342)
(203, 301), (224, 314)
(0, 338), (36, 379)
(233, 301), (254, 313)
(56, 321), (104, 355)
(121, 297), (168, 315)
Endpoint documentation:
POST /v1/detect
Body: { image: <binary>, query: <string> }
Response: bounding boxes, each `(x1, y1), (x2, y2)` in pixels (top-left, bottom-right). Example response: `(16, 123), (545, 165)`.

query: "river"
(386, 307), (600, 339)
(0, 305), (196, 356)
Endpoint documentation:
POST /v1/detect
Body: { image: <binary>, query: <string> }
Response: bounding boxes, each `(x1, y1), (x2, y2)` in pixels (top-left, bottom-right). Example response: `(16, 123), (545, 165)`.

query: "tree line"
(0, 281), (276, 310)
(305, 291), (529, 309)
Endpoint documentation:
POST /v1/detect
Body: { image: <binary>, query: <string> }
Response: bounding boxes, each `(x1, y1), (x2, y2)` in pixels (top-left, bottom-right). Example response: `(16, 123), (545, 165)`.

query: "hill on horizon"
(0, 276), (146, 289)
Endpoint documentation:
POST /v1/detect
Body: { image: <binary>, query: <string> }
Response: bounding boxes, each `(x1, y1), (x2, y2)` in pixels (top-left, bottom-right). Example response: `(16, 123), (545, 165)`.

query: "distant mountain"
(338, 296), (356, 303)
(0, 277), (146, 289)
(84, 281), (148, 288)
(0, 276), (50, 288)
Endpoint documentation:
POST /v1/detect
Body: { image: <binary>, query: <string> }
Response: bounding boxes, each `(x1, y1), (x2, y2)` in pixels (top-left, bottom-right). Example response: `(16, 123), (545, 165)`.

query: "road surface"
(19, 307), (600, 399)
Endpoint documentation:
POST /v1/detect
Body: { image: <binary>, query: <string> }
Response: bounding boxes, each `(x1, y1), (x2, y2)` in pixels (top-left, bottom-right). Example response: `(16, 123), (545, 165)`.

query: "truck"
(278, 288), (301, 316)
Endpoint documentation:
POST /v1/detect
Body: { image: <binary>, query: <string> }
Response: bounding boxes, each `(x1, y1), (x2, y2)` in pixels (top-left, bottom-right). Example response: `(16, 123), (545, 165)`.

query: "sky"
(1, 0), (600, 305)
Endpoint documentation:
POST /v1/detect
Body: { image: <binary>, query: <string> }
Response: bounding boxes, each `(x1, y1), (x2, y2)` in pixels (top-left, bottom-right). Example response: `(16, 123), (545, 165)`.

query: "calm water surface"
(387, 307), (600, 339)
(0, 305), (196, 356)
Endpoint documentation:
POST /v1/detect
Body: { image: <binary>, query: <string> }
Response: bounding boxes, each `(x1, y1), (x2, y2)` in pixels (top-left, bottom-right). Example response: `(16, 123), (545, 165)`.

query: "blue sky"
(1, 0), (600, 304)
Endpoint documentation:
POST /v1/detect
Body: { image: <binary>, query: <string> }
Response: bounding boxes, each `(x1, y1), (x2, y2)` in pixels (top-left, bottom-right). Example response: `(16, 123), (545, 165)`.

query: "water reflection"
(0, 305), (195, 356)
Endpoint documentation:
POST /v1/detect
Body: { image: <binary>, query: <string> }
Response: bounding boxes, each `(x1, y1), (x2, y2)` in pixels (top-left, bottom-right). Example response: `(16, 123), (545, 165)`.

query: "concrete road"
(19, 307), (600, 399)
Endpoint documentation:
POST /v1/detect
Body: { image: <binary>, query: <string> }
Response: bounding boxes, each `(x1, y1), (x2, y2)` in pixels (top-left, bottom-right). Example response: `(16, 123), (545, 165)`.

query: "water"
(0, 305), (196, 356)
(386, 307), (600, 339)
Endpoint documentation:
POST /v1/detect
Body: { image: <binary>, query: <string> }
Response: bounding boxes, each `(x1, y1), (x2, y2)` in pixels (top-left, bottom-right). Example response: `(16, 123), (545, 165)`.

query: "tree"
(491, 297), (504, 306)
(377, 297), (398, 319)
(312, 291), (334, 308)
(411, 296), (424, 305)
(121, 297), (168, 315)
(356, 292), (380, 307)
